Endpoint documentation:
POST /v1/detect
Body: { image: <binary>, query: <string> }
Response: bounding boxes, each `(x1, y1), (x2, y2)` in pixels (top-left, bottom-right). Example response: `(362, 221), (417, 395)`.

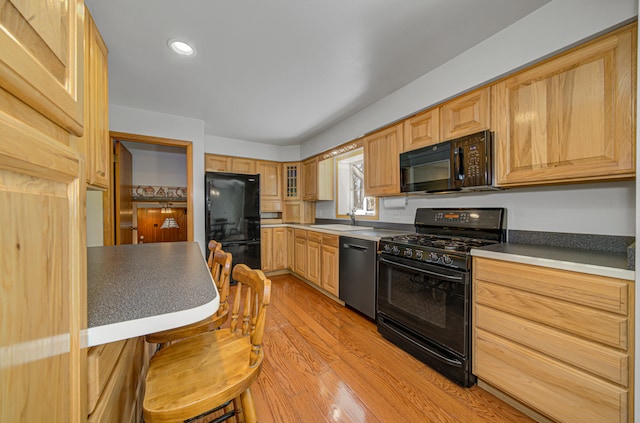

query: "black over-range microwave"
(400, 130), (496, 193)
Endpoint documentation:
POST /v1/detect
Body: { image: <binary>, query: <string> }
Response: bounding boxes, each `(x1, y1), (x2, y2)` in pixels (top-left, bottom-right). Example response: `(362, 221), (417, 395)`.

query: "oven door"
(377, 254), (469, 356)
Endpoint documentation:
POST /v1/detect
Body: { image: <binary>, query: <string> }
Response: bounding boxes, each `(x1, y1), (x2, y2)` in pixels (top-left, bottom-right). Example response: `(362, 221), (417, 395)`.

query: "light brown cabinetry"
(257, 160), (282, 212)
(204, 154), (232, 172)
(232, 157), (256, 174)
(76, 7), (110, 188)
(0, 1), (87, 421)
(283, 162), (302, 201)
(473, 257), (633, 423)
(287, 228), (295, 271)
(87, 337), (149, 423)
(492, 23), (636, 187)
(320, 234), (340, 296)
(364, 123), (403, 196)
(261, 227), (287, 272)
(302, 157), (319, 200)
(306, 231), (322, 285)
(440, 87), (490, 141)
(294, 229), (307, 276)
(283, 200), (316, 224)
(403, 107), (440, 152)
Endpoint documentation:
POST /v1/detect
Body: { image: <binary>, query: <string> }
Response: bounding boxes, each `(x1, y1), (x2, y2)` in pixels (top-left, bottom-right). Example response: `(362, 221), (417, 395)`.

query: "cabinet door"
(294, 231), (307, 276)
(76, 8), (110, 188)
(283, 162), (301, 200)
(493, 23), (636, 186)
(205, 154), (231, 172)
(321, 235), (339, 297)
(403, 107), (440, 152)
(272, 227), (287, 270)
(231, 157), (256, 174)
(0, 0), (84, 136)
(302, 157), (318, 201)
(364, 123), (403, 196)
(260, 228), (273, 272)
(287, 228), (295, 271)
(257, 160), (282, 212)
(306, 232), (322, 285)
(440, 87), (490, 141)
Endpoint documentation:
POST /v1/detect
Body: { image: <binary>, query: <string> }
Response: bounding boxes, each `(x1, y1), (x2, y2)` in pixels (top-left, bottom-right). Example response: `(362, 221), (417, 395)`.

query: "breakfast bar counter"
(86, 242), (218, 347)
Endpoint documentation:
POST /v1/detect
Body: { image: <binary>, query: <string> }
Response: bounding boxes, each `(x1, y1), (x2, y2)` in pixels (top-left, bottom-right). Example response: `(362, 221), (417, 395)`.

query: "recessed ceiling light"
(168, 39), (196, 56)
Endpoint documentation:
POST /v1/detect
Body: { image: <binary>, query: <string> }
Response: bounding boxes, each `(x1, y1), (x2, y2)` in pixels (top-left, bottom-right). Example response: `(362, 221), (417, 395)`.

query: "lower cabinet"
(320, 234), (339, 296)
(294, 229), (307, 276)
(87, 337), (150, 423)
(261, 227), (287, 273)
(472, 257), (633, 423)
(306, 231), (322, 284)
(287, 228), (295, 271)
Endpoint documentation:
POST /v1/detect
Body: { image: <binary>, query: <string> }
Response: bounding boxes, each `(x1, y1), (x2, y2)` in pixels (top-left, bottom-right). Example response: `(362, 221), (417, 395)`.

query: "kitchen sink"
(309, 224), (373, 231)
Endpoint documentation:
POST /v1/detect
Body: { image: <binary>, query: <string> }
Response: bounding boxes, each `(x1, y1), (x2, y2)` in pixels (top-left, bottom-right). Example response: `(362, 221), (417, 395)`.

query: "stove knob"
(383, 244), (392, 253)
(404, 248), (413, 258)
(392, 246), (400, 255)
(442, 255), (453, 265)
(415, 250), (424, 260)
(429, 252), (439, 262)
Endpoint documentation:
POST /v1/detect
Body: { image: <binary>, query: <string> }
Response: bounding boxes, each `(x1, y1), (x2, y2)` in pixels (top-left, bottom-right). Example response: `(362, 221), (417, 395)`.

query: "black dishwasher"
(339, 236), (377, 319)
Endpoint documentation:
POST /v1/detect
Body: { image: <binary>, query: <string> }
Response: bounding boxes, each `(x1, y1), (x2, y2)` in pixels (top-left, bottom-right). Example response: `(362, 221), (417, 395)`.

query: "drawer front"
(294, 228), (307, 239)
(475, 329), (628, 423)
(474, 258), (628, 315)
(475, 280), (628, 350)
(322, 234), (339, 248)
(307, 230), (322, 243)
(475, 304), (629, 386)
(87, 339), (127, 414)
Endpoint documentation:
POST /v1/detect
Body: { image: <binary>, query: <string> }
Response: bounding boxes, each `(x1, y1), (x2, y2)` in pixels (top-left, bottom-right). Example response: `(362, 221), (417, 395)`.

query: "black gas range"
(377, 208), (505, 387)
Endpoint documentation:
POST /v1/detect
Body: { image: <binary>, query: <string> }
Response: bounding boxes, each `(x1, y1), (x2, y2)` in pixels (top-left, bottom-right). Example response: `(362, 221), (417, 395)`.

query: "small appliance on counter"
(377, 207), (505, 387)
(205, 172), (261, 269)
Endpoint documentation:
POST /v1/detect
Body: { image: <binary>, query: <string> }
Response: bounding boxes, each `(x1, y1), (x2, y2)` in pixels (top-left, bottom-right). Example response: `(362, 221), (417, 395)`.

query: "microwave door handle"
(455, 147), (464, 180)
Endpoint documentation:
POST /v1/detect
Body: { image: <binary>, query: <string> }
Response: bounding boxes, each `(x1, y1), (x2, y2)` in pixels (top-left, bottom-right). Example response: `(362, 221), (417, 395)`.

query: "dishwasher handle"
(342, 242), (369, 252)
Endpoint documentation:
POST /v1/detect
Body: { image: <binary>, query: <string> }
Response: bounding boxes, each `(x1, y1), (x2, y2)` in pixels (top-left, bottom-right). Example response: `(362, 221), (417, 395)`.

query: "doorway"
(105, 132), (194, 245)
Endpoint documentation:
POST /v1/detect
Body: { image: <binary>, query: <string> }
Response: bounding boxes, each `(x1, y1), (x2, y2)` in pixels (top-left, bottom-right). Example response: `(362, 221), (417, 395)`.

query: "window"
(335, 148), (377, 219)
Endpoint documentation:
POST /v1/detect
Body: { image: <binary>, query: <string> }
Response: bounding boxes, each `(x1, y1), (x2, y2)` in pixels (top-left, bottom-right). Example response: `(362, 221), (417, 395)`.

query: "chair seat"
(144, 330), (263, 423)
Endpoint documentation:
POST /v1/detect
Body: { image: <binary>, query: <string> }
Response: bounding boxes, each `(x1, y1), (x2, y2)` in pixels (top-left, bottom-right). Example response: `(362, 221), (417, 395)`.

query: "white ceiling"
(85, 0), (549, 146)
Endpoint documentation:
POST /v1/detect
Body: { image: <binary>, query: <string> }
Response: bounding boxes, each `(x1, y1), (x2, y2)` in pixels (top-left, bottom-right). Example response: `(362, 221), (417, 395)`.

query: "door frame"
(104, 132), (194, 245)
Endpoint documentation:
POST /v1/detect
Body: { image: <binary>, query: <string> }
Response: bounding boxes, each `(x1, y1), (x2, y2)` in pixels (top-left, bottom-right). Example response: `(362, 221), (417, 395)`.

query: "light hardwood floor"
(201, 273), (534, 423)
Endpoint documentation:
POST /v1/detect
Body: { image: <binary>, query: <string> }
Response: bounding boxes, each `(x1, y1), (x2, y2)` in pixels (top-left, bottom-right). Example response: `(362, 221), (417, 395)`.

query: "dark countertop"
(471, 243), (634, 281)
(262, 223), (411, 241)
(86, 242), (219, 347)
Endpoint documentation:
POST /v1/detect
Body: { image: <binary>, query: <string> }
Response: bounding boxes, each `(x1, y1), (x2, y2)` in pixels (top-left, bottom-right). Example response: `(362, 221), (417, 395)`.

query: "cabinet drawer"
(475, 304), (629, 386)
(322, 234), (339, 248)
(474, 258), (628, 315)
(87, 339), (127, 414)
(294, 228), (307, 239)
(475, 329), (628, 423)
(307, 231), (322, 243)
(475, 280), (628, 350)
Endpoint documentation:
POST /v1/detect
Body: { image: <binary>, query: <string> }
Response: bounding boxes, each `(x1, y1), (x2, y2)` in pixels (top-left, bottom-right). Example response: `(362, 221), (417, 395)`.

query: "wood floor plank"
(208, 273), (535, 423)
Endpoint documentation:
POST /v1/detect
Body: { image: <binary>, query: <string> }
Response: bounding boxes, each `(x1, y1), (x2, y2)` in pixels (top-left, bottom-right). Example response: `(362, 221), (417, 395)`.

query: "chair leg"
(239, 388), (257, 423)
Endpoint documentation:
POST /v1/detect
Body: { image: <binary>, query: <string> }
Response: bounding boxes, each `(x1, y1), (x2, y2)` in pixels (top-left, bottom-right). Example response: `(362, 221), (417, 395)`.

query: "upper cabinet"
(76, 7), (110, 188)
(256, 160), (282, 212)
(231, 157), (256, 174)
(440, 87), (490, 141)
(283, 162), (301, 201)
(364, 123), (403, 197)
(493, 23), (636, 187)
(403, 107), (440, 152)
(0, 0), (84, 137)
(302, 156), (318, 201)
(205, 155), (232, 172)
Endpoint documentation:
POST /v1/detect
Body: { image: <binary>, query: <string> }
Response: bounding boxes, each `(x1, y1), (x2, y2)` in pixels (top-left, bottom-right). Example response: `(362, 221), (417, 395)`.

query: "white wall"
(125, 147), (188, 187)
(309, 0), (638, 237)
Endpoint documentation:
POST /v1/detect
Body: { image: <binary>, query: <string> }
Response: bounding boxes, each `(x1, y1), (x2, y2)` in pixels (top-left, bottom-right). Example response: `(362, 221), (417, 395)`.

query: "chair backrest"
(230, 264), (271, 367)
(211, 249), (232, 319)
(206, 239), (222, 270)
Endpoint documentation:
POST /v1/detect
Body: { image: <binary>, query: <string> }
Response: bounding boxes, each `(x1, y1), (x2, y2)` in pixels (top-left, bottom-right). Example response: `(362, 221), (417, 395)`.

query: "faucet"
(349, 208), (357, 226)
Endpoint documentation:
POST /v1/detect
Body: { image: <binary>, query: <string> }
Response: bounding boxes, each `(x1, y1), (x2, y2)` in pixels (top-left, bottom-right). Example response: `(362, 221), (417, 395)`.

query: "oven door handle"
(379, 257), (465, 281)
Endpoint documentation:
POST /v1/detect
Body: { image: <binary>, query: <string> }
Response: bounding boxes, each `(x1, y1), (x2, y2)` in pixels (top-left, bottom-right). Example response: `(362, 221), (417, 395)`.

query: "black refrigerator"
(205, 172), (261, 269)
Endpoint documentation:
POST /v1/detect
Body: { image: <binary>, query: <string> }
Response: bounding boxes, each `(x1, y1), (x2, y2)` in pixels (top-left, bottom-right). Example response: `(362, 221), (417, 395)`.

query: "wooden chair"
(143, 264), (272, 423)
(207, 239), (222, 271)
(145, 249), (232, 348)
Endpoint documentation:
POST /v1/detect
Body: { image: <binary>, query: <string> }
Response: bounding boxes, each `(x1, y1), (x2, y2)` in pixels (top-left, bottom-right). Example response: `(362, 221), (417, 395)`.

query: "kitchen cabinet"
(232, 157), (257, 174)
(287, 228), (295, 271)
(294, 229), (307, 276)
(320, 234), (340, 297)
(87, 337), (150, 423)
(261, 227), (287, 273)
(306, 231), (322, 285)
(283, 200), (316, 224)
(440, 87), (490, 141)
(283, 162), (302, 201)
(403, 107), (440, 152)
(364, 122), (403, 196)
(472, 257), (632, 423)
(302, 156), (319, 200)
(204, 154), (257, 174)
(0, 1), (87, 421)
(257, 160), (282, 212)
(75, 7), (110, 188)
(492, 23), (636, 187)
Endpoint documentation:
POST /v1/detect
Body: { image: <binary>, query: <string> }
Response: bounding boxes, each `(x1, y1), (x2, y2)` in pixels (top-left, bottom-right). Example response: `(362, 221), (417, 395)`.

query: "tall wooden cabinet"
(493, 23), (636, 187)
(256, 160), (282, 212)
(364, 123), (403, 196)
(0, 1), (87, 421)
